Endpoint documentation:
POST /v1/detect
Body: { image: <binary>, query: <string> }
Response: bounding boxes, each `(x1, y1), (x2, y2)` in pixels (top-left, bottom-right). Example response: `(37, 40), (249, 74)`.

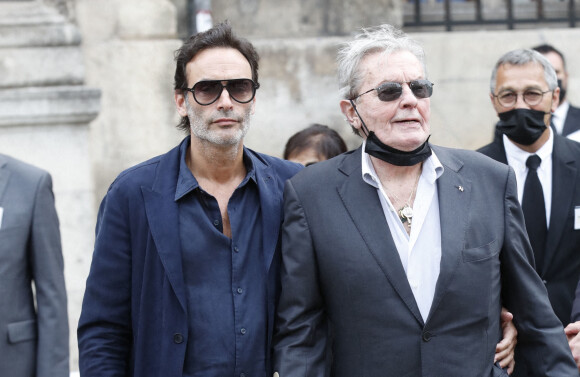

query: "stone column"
(0, 0), (100, 371)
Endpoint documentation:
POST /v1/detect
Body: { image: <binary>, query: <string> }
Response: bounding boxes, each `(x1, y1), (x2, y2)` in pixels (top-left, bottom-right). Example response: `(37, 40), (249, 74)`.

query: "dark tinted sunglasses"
(186, 79), (259, 106)
(354, 79), (434, 102)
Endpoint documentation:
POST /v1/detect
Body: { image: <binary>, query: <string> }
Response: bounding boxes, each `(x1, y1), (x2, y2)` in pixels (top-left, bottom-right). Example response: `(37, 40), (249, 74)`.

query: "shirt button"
(237, 287), (243, 294)
(173, 333), (184, 344)
(213, 219), (220, 226)
(240, 374), (246, 377)
(234, 246), (239, 253)
(240, 328), (246, 335)
(542, 279), (548, 284)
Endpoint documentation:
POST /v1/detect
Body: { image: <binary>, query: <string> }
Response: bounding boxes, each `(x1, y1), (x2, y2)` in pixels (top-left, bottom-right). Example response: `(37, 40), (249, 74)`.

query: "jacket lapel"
(427, 147), (470, 321)
(142, 142), (187, 312)
(543, 136), (577, 271)
(0, 155), (10, 203)
(337, 148), (424, 325)
(253, 157), (283, 274)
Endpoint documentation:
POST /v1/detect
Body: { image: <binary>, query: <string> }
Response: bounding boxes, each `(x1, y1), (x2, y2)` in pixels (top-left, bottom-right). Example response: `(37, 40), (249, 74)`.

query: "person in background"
(0, 154), (69, 377)
(283, 123), (347, 166)
(533, 44), (580, 142)
(78, 21), (301, 377)
(478, 49), (580, 328)
(273, 24), (575, 377)
(478, 48), (580, 375)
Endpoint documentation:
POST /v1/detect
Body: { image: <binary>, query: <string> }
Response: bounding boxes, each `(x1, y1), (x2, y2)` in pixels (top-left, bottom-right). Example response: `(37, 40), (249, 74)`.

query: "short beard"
(186, 98), (252, 147)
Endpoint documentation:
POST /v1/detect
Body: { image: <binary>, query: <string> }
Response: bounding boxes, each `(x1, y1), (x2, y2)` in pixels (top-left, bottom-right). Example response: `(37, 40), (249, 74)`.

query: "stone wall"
(0, 0), (100, 372)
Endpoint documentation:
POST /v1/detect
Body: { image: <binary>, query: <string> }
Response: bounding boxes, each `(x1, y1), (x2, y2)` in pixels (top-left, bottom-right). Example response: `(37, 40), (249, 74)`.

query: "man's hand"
(564, 321), (580, 370)
(495, 307), (517, 374)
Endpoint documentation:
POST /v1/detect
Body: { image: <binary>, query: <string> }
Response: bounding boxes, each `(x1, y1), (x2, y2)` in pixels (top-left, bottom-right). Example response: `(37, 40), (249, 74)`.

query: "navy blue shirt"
(176, 140), (267, 377)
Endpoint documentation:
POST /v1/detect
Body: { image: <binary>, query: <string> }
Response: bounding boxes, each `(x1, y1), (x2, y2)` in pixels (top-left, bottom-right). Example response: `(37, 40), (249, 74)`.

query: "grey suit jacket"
(0, 154), (69, 377)
(273, 146), (577, 377)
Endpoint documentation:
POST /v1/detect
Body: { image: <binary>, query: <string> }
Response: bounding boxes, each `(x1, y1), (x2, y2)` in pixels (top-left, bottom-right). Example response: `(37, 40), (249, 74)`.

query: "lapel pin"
(457, 185), (464, 192)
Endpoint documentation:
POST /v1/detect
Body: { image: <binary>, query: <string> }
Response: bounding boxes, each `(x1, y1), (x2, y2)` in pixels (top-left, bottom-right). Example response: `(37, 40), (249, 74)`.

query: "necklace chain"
(384, 169), (421, 227)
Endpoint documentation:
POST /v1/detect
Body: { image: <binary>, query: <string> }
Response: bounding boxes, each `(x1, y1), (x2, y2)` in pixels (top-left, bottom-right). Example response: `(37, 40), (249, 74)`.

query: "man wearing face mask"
(273, 28), (576, 377)
(478, 49), (580, 337)
(533, 44), (580, 142)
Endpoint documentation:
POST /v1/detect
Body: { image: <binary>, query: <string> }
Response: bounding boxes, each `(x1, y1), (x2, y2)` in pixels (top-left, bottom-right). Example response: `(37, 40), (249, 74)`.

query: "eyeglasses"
(353, 80), (434, 102)
(493, 89), (551, 108)
(186, 79), (259, 106)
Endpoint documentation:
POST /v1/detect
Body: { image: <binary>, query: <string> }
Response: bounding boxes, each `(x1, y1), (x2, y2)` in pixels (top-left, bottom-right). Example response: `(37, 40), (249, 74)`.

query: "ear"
(175, 90), (188, 117)
(340, 99), (361, 131)
(551, 87), (560, 112)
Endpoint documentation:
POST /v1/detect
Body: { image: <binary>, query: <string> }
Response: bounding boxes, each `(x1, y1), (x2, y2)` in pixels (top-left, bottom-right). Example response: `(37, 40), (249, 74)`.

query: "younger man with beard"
(78, 22), (301, 377)
(478, 49), (580, 334)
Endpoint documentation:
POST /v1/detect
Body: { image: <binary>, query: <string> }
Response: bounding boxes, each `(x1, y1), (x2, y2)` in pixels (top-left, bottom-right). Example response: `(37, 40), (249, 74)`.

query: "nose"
(514, 93), (529, 108)
(216, 85), (234, 110)
(399, 83), (418, 107)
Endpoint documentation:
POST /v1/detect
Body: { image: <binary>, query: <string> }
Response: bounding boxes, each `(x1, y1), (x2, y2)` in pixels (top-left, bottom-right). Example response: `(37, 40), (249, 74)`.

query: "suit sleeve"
(78, 185), (133, 376)
(30, 172), (69, 377)
(273, 180), (328, 377)
(571, 280), (580, 322)
(499, 167), (578, 375)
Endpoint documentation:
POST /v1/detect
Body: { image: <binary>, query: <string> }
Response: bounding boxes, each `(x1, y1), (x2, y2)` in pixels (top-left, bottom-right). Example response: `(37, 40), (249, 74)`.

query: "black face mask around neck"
(496, 108), (548, 146)
(365, 131), (432, 166)
(349, 100), (432, 166)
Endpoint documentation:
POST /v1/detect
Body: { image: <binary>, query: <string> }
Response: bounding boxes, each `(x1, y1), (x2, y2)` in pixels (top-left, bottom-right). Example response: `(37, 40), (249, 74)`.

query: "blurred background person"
(533, 44), (580, 142)
(478, 49), (580, 334)
(283, 123), (347, 166)
(0, 154), (69, 377)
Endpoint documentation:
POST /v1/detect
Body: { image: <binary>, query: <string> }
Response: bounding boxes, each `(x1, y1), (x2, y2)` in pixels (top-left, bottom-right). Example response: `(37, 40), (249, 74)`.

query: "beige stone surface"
(118, 0), (177, 38)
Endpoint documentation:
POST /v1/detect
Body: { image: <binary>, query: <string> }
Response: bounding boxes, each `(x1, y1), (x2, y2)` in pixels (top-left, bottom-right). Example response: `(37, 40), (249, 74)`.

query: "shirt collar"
(554, 100), (570, 120)
(174, 137), (257, 201)
(361, 140), (444, 188)
(502, 127), (553, 170)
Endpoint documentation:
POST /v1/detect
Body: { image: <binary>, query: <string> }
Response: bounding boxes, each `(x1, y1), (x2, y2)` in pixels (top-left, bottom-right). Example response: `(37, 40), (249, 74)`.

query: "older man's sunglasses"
(354, 79), (434, 102)
(186, 78), (259, 106)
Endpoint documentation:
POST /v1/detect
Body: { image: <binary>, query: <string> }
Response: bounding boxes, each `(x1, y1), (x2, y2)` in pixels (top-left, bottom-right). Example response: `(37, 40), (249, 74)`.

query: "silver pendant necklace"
(385, 170), (421, 226)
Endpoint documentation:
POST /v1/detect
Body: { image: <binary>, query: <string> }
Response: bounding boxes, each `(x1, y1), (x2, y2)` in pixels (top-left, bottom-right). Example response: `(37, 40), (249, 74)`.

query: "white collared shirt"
(552, 101), (569, 135)
(361, 141), (444, 321)
(503, 129), (553, 228)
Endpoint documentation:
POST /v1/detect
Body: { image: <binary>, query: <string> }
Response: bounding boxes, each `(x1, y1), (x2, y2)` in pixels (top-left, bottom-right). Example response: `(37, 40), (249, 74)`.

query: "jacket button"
(422, 331), (432, 342)
(173, 333), (184, 344)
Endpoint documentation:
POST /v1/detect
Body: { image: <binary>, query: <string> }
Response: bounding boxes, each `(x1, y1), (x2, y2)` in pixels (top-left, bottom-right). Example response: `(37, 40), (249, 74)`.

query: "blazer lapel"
(427, 147), (471, 321)
(0, 155), (10, 203)
(252, 154), (282, 273)
(142, 144), (187, 312)
(543, 136), (577, 271)
(337, 148), (424, 325)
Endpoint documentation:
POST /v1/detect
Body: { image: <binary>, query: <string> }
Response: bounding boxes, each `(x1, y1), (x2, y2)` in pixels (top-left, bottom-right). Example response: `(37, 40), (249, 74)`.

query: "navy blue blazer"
(478, 133), (580, 326)
(78, 137), (302, 376)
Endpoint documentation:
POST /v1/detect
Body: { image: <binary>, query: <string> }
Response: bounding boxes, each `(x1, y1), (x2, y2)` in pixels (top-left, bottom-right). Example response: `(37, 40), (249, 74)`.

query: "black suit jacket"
(562, 104), (580, 137)
(273, 146), (576, 377)
(478, 134), (580, 326)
